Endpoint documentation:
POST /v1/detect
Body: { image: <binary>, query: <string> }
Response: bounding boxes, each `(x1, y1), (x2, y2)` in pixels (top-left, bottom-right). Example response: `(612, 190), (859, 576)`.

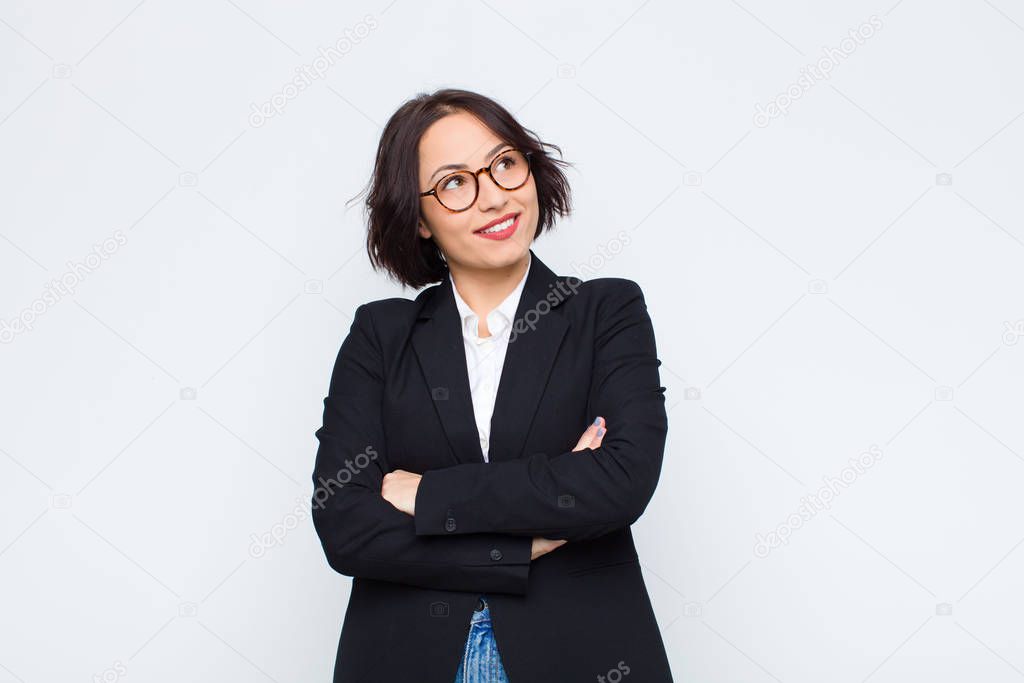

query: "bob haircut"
(354, 88), (573, 289)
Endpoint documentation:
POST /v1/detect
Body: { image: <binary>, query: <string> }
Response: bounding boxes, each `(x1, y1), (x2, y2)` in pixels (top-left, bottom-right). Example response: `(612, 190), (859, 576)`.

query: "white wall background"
(2, 1), (1023, 681)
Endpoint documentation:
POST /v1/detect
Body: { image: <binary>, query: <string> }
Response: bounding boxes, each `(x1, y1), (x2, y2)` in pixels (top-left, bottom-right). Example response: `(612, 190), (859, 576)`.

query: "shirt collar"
(450, 252), (532, 340)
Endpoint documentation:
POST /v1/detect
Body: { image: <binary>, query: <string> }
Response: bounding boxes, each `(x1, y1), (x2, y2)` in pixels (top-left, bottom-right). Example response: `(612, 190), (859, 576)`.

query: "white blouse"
(448, 253), (532, 463)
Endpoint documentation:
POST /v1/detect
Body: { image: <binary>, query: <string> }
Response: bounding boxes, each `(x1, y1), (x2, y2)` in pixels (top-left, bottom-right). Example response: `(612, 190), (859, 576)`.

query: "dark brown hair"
(352, 88), (573, 289)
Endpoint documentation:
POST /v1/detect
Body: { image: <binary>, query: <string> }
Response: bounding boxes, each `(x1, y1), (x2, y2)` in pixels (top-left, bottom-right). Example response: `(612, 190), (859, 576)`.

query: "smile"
(474, 213), (520, 240)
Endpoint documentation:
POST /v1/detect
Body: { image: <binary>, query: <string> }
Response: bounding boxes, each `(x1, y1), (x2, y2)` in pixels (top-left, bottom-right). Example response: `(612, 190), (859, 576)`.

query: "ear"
(417, 221), (432, 239)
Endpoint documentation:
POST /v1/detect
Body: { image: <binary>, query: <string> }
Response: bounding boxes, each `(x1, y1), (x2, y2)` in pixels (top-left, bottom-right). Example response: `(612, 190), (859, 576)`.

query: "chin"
(469, 247), (526, 270)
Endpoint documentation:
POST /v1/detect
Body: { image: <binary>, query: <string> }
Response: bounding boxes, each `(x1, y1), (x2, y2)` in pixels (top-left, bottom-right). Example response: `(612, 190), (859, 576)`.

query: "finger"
(572, 417), (604, 452)
(591, 424), (606, 449)
(572, 425), (596, 451)
(538, 538), (567, 555)
(546, 539), (567, 555)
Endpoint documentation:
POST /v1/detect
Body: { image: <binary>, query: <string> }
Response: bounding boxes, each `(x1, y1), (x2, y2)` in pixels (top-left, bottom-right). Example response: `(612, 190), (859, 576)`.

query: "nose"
(475, 172), (507, 212)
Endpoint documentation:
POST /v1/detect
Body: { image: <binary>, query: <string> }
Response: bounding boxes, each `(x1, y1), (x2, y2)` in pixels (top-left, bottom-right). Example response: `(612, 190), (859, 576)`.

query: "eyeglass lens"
(435, 149), (529, 211)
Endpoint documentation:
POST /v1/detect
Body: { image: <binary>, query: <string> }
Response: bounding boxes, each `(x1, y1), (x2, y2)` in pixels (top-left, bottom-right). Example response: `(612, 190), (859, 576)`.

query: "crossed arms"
(310, 280), (667, 595)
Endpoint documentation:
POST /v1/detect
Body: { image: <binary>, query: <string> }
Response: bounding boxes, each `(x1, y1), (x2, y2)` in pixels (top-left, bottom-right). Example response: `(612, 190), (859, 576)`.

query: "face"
(417, 111), (538, 272)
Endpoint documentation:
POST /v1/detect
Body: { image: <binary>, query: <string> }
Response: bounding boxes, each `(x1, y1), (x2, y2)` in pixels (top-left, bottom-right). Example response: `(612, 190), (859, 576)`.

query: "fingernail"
(597, 427), (605, 437)
(592, 417), (602, 426)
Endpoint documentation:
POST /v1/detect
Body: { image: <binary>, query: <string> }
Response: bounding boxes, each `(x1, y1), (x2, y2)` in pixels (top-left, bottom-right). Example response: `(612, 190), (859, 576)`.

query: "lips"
(474, 212), (519, 233)
(473, 213), (520, 241)
(473, 214), (516, 235)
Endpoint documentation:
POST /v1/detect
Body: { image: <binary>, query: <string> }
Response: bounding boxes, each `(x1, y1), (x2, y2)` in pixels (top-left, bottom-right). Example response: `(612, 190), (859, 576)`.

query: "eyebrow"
(428, 142), (511, 184)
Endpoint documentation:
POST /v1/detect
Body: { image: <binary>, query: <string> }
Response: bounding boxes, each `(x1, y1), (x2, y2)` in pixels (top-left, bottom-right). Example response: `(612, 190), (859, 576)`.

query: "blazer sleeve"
(413, 279), (668, 544)
(311, 303), (533, 594)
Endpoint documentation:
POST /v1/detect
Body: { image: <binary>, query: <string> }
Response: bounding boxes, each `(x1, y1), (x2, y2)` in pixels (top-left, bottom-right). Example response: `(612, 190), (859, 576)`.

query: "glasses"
(419, 148), (532, 212)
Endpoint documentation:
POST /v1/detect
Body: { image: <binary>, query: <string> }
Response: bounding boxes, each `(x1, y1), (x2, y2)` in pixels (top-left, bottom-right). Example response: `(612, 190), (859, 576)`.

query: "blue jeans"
(453, 596), (510, 682)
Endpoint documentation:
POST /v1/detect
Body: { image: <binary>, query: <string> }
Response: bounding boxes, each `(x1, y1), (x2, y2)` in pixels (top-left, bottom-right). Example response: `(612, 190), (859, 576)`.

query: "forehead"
(418, 111), (504, 171)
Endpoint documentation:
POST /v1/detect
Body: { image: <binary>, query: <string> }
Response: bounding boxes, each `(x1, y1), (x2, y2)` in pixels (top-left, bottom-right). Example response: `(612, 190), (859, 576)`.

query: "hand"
(381, 469), (421, 516)
(382, 422), (605, 535)
(531, 536), (567, 560)
(572, 416), (606, 452)
(529, 419), (607, 562)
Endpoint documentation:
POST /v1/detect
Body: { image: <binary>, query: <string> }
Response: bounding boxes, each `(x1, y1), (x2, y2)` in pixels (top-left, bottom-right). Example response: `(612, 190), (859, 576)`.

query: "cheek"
(427, 209), (471, 243)
(520, 181), (540, 210)
(518, 183), (540, 218)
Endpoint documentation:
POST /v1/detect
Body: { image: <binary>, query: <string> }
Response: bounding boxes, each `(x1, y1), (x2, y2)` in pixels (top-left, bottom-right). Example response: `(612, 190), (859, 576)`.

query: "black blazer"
(311, 248), (673, 682)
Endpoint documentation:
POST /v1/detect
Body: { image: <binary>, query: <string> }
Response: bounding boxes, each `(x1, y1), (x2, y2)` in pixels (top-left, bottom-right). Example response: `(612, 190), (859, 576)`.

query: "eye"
(496, 155), (517, 171)
(441, 174), (466, 191)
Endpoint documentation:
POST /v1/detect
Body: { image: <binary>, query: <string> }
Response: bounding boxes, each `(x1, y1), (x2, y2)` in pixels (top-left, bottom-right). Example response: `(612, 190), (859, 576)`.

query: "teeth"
(478, 216), (515, 234)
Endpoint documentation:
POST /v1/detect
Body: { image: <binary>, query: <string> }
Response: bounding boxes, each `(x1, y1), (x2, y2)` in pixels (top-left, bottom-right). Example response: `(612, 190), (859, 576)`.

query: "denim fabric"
(453, 596), (510, 682)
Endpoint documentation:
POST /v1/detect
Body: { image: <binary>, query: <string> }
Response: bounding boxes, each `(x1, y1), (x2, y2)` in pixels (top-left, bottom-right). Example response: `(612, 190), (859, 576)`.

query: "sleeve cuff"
(414, 467), (454, 535)
(481, 535), (532, 594)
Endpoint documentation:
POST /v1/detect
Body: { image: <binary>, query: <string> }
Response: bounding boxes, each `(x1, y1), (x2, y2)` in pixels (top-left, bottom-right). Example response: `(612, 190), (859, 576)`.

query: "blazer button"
(489, 548), (502, 561)
(445, 517), (457, 532)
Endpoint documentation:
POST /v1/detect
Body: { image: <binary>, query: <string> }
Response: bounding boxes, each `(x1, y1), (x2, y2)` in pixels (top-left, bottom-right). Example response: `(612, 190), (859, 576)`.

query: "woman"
(312, 88), (672, 682)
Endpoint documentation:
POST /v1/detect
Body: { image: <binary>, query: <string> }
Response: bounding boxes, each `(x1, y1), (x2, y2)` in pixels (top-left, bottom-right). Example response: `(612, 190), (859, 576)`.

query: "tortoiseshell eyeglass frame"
(419, 148), (533, 213)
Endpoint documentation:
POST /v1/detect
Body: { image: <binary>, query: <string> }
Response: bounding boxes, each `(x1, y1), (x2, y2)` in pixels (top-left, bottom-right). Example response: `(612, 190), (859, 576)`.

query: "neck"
(449, 254), (530, 320)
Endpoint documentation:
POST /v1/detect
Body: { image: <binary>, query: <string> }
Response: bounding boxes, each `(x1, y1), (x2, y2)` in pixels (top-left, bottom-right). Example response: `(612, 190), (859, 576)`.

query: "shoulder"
(355, 296), (419, 320)
(349, 283), (444, 339)
(574, 277), (644, 298)
(560, 277), (656, 343)
(565, 276), (648, 313)
(350, 295), (422, 338)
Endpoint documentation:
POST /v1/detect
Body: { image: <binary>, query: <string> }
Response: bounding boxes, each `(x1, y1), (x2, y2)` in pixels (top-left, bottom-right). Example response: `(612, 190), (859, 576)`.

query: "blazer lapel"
(487, 251), (577, 463)
(411, 248), (581, 466)
(411, 274), (485, 466)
